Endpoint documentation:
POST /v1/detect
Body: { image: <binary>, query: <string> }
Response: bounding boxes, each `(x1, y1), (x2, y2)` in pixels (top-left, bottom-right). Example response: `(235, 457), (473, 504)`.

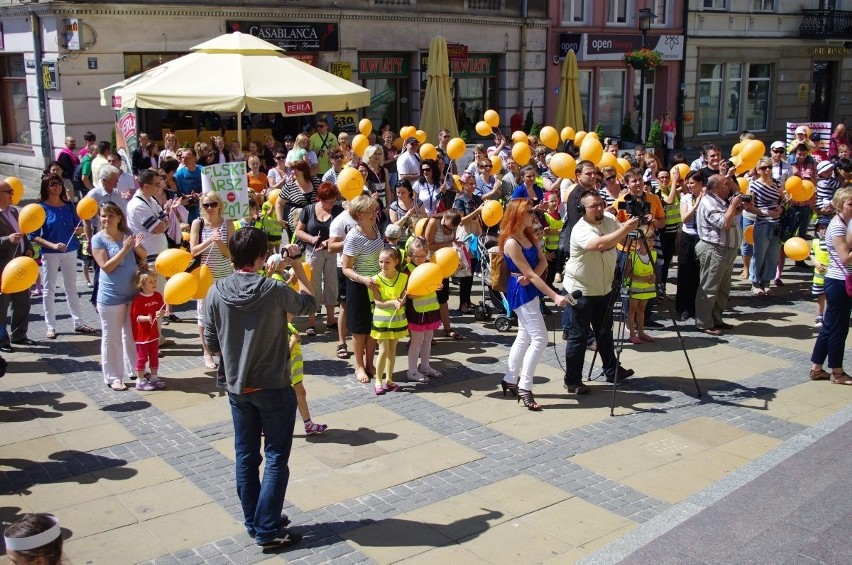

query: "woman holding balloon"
(30, 174), (97, 339)
(91, 202), (148, 391)
(747, 157), (785, 296)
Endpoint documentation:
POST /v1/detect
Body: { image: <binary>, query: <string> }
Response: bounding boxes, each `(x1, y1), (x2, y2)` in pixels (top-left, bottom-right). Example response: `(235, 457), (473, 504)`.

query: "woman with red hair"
(499, 199), (569, 411)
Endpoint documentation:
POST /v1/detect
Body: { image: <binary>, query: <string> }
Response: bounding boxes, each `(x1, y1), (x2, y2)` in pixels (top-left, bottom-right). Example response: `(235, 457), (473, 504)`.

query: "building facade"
(0, 0), (549, 182)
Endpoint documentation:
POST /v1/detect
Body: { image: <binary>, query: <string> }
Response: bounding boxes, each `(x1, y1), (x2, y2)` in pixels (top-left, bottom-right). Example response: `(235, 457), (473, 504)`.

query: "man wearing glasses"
(769, 141), (792, 186)
(0, 179), (35, 354)
(309, 119), (338, 175)
(396, 137), (421, 183)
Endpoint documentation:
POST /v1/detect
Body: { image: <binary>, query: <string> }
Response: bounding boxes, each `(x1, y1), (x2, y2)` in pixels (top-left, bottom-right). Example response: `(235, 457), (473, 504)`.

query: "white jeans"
(41, 251), (84, 331)
(504, 297), (547, 391)
(97, 302), (136, 385)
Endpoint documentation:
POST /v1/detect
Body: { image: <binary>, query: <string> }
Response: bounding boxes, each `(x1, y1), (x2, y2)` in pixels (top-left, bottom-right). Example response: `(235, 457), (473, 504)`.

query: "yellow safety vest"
(371, 271), (409, 334)
(628, 251), (657, 300)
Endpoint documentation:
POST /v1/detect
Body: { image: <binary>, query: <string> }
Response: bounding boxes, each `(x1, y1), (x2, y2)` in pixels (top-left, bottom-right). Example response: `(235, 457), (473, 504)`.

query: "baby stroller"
(474, 235), (517, 332)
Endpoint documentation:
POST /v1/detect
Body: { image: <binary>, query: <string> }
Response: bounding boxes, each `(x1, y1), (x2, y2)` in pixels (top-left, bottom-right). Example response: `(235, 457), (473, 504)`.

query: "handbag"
(453, 245), (472, 278)
(778, 203), (805, 242)
(490, 248), (509, 292)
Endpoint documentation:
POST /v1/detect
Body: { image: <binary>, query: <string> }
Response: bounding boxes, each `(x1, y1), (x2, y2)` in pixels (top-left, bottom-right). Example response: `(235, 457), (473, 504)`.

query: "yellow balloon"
(1, 256), (38, 294)
(432, 247), (459, 279)
(5, 177), (24, 206)
(407, 262), (443, 296)
(511, 131), (528, 145)
(76, 197), (99, 221)
(400, 125), (416, 140)
(155, 248), (193, 277)
(475, 121), (493, 137)
(743, 225), (754, 245)
(598, 152), (618, 170)
(579, 137), (603, 165)
(481, 200), (504, 227)
(164, 272), (198, 306)
(801, 179), (816, 200)
(414, 217), (428, 237)
(267, 190), (279, 208)
(358, 118), (372, 137)
(731, 143), (742, 157)
(393, 137), (404, 150)
(574, 130), (587, 146)
(490, 154), (503, 175)
(351, 134), (369, 157)
(297, 262), (313, 292)
(337, 167), (364, 201)
(616, 157), (632, 176)
(415, 130), (427, 144)
(736, 177), (749, 193)
(586, 131), (599, 140)
(784, 237), (810, 261)
(560, 127), (575, 142)
(549, 153), (576, 179)
(512, 142), (531, 166)
(739, 140), (766, 163)
(181, 231), (190, 242)
(193, 265), (213, 300)
(419, 143), (438, 161)
(446, 138), (466, 160)
(18, 203), (46, 234)
(483, 109), (500, 128)
(452, 174), (462, 191)
(735, 156), (753, 175)
(670, 163), (690, 181)
(539, 126), (559, 150)
(785, 176), (804, 200)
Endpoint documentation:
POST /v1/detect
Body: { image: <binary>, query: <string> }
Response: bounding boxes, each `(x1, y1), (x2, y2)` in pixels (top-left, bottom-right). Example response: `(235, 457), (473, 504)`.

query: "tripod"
(585, 227), (701, 416)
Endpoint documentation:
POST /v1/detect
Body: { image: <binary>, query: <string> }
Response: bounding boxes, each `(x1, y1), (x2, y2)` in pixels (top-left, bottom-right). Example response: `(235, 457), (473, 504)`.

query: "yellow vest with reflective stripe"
(371, 272), (409, 333)
(812, 239), (829, 286)
(628, 251), (657, 300)
(405, 263), (439, 312)
(287, 323), (303, 384)
(542, 213), (563, 251)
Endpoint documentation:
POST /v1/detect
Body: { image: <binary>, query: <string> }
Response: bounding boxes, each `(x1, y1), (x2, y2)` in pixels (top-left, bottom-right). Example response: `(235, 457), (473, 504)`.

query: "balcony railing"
(800, 9), (852, 39)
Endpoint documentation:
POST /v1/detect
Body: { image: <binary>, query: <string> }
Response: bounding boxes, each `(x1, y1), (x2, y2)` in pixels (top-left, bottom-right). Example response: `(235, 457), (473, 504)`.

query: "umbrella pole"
(237, 111), (243, 148)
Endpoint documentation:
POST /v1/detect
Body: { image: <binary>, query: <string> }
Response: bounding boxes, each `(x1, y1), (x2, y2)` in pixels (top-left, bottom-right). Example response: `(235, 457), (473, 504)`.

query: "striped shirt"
(199, 221), (234, 279)
(343, 225), (383, 277)
(816, 177), (840, 211)
(696, 192), (741, 249)
(825, 215), (852, 280)
(748, 178), (782, 224)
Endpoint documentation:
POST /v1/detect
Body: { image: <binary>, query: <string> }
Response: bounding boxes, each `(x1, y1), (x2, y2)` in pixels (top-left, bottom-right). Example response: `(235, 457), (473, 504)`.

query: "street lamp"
(636, 8), (656, 143)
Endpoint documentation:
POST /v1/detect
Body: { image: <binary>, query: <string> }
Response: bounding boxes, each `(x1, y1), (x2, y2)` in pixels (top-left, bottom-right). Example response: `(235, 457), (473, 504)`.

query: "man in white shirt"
(396, 137), (421, 183)
(127, 169), (169, 262)
(106, 153), (138, 194)
(91, 141), (111, 182)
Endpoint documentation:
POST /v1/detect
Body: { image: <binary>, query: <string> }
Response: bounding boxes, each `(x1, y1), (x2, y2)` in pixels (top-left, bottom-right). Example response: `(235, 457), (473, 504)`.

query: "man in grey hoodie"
(203, 227), (316, 548)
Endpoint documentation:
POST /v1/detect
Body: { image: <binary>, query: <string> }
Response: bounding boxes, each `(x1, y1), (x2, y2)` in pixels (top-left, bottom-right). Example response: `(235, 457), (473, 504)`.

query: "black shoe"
(644, 319), (664, 329)
(677, 312), (691, 322)
(257, 530), (302, 548)
(606, 367), (635, 383)
(0, 344), (12, 353)
(11, 338), (37, 346)
(562, 330), (569, 341)
(564, 382), (590, 395)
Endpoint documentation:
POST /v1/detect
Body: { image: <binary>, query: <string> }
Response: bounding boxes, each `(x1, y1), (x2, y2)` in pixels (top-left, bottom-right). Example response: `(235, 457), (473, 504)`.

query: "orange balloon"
(586, 131), (599, 140)
(670, 163), (690, 181)
(539, 126), (559, 150)
(351, 134), (369, 157)
(164, 272), (198, 305)
(598, 152), (618, 170)
(481, 200), (503, 227)
(18, 203), (46, 234)
(511, 131), (528, 145)
(736, 177), (749, 193)
(432, 247), (459, 278)
(475, 121), (493, 137)
(560, 127), (575, 142)
(446, 138), (466, 160)
(393, 137), (404, 150)
(740, 140), (766, 163)
(155, 248), (193, 277)
(785, 176), (804, 200)
(452, 174), (462, 191)
(1, 256), (38, 294)
(415, 130), (427, 144)
(549, 153), (576, 179)
(76, 197), (99, 221)
(419, 143), (438, 161)
(414, 217), (428, 237)
(358, 118), (372, 136)
(512, 142), (531, 166)
(337, 167), (364, 201)
(616, 157), (632, 176)
(483, 109), (500, 128)
(489, 154), (503, 175)
(573, 130), (587, 146)
(743, 225), (754, 245)
(801, 180), (816, 200)
(193, 265), (213, 300)
(407, 262), (443, 296)
(267, 190), (279, 208)
(579, 137), (603, 165)
(731, 143), (742, 157)
(4, 177), (24, 205)
(400, 125), (416, 140)
(784, 237), (810, 261)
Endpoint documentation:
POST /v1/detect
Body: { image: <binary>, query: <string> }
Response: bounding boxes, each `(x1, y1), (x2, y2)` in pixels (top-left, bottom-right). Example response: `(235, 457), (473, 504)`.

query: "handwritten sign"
(201, 162), (249, 220)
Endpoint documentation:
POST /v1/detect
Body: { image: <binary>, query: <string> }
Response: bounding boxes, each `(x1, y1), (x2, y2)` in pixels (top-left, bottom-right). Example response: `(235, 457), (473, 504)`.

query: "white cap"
(817, 160), (835, 175)
(770, 141), (785, 151)
(265, 253), (282, 270)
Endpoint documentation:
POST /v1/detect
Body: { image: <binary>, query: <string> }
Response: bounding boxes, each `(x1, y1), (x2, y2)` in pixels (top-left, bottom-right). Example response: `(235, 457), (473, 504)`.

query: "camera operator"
(562, 190), (639, 394)
(610, 168), (665, 231)
(695, 173), (758, 335)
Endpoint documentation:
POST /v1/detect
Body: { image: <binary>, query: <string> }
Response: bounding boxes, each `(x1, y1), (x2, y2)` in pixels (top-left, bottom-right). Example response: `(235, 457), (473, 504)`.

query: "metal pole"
(31, 10), (52, 164)
(637, 29), (647, 144)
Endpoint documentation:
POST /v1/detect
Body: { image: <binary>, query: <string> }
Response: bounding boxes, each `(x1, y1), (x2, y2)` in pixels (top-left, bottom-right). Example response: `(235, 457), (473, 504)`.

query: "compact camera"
(739, 194), (753, 203)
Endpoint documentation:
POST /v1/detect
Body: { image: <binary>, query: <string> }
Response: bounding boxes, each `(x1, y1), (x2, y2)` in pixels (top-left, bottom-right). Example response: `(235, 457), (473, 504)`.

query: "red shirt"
(130, 292), (163, 344)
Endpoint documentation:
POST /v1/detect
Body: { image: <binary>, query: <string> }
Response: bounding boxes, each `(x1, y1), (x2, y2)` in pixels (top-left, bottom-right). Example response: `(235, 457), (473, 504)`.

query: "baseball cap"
(384, 224), (402, 239)
(265, 253), (283, 270)
(405, 136), (418, 146)
(770, 141), (785, 151)
(795, 125), (808, 136)
(817, 160), (835, 175)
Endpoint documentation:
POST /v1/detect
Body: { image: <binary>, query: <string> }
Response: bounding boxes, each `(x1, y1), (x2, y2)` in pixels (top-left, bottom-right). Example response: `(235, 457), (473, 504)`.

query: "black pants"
(675, 231), (700, 317)
(564, 292), (619, 386)
(659, 230), (678, 287)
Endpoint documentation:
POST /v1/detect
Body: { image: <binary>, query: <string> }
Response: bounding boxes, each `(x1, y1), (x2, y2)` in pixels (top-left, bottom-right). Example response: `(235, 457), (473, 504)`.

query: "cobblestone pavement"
(0, 263), (850, 564)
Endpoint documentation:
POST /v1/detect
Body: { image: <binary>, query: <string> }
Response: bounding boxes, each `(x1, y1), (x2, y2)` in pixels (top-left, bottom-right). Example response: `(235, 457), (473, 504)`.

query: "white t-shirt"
(329, 210), (357, 268)
(117, 172), (137, 193)
(563, 216), (620, 297)
(396, 151), (420, 178)
(127, 193), (168, 256)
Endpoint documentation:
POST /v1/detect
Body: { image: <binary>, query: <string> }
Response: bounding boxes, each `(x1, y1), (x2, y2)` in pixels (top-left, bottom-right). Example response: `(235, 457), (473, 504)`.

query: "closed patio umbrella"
(555, 49), (584, 133)
(419, 36), (458, 145)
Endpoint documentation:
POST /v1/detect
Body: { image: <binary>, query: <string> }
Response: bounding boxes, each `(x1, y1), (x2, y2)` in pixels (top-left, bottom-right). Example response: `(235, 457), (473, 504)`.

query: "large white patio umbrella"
(100, 32), (370, 140)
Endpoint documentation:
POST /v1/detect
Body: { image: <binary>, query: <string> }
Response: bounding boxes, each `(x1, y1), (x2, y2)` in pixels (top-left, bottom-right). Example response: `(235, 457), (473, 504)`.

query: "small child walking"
(370, 247), (409, 394)
(404, 238), (442, 382)
(130, 269), (166, 390)
(287, 322), (327, 436)
(625, 229), (657, 344)
(811, 221), (829, 327)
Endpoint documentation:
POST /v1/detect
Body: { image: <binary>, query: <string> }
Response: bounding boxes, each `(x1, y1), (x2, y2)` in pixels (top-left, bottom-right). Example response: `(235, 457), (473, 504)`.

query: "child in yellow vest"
(811, 222), (829, 327)
(625, 228), (657, 344)
(370, 247), (409, 394)
(404, 237), (442, 383)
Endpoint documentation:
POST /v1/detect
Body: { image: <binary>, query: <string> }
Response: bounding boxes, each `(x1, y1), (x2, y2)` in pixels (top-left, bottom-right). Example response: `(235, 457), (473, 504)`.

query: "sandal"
(356, 369), (370, 384)
(336, 343), (349, 359)
(106, 381), (128, 391)
(373, 382), (385, 395)
(74, 325), (98, 334)
(809, 368), (830, 381)
(306, 327), (316, 336)
(751, 287), (765, 297)
(45, 329), (57, 340)
(384, 382), (401, 392)
(831, 372), (852, 385)
(443, 330), (463, 341)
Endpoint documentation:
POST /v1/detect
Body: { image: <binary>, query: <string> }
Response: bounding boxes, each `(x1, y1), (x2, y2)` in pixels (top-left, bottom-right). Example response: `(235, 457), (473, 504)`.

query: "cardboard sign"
(201, 162), (250, 220)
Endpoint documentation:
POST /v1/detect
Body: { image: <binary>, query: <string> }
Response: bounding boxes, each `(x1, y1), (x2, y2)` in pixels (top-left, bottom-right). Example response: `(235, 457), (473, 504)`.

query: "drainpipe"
(30, 9), (52, 163)
(676, 3), (688, 149)
(518, 0), (527, 116)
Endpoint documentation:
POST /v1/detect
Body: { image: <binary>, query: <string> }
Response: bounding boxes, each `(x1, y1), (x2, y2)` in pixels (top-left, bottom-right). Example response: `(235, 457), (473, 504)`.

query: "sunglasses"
(421, 168), (431, 172)
(275, 156), (285, 160)
(202, 202), (219, 209)
(605, 176), (617, 182)
(48, 181), (63, 187)
(771, 148), (785, 153)
(758, 166), (770, 170)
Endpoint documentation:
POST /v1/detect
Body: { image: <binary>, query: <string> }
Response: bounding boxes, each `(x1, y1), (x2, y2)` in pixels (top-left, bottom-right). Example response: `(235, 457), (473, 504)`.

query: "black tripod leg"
(669, 315), (702, 398)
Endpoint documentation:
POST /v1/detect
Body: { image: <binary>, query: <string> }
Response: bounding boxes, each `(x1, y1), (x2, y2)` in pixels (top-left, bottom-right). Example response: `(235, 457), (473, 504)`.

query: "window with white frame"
(698, 62), (772, 134)
(606, 0), (628, 24)
(561, 0), (585, 24)
(597, 70), (625, 138)
(703, 0), (727, 9)
(752, 0), (775, 11)
(0, 55), (29, 146)
(653, 0), (667, 25)
(579, 70), (591, 131)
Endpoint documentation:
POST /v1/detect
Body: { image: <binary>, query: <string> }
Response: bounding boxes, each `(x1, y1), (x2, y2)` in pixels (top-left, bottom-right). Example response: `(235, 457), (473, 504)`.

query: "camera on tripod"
(617, 194), (650, 222)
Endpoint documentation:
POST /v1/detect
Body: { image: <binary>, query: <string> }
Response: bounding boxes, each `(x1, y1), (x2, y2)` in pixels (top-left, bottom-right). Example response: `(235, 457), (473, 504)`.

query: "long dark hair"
(39, 173), (67, 202)
(419, 159), (439, 185)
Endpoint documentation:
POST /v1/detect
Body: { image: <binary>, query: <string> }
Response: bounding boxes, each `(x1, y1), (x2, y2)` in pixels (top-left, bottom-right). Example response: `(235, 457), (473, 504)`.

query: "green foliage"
(620, 113), (635, 143)
(529, 123), (541, 136)
(111, 128), (116, 149)
(523, 104), (534, 134)
(594, 123), (605, 140)
(646, 119), (663, 148)
(460, 130), (469, 142)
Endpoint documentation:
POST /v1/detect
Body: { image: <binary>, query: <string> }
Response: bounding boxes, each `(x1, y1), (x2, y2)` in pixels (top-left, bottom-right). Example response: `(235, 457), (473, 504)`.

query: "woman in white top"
(160, 132), (179, 161)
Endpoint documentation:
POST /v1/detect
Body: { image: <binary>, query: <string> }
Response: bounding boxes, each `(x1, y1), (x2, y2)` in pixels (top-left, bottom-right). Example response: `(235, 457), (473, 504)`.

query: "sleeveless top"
(370, 271), (409, 338)
(200, 221), (234, 279)
(628, 250), (657, 300)
(504, 239), (543, 310)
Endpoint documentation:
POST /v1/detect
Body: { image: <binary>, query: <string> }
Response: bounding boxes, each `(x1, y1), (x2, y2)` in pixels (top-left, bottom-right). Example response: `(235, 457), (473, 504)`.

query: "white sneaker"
(420, 366), (442, 378)
(407, 370), (429, 383)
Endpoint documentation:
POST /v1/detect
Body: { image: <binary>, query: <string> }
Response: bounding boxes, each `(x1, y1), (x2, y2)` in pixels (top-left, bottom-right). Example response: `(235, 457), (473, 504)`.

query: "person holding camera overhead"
(694, 174), (759, 335)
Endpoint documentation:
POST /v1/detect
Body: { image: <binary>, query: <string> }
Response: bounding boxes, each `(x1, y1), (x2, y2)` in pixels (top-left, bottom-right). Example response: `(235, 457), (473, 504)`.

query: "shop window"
(0, 54), (29, 146)
(698, 63), (722, 135)
(359, 53), (412, 131)
(725, 63), (742, 134)
(753, 0), (775, 10)
(561, 0), (585, 24)
(457, 76), (497, 139)
(606, 0), (628, 24)
(745, 64), (771, 131)
(597, 70), (625, 140)
(699, 62), (771, 134)
(579, 70), (592, 131)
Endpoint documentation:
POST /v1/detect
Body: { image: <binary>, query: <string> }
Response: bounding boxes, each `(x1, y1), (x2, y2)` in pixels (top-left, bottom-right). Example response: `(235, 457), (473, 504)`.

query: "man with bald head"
(0, 180), (35, 353)
(56, 136), (79, 181)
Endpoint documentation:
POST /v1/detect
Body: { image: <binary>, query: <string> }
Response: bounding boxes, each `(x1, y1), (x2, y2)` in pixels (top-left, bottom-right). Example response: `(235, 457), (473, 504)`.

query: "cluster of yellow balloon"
(407, 262), (443, 297)
(729, 139), (766, 175)
(785, 176), (816, 201)
(3, 177), (24, 206)
(155, 248), (193, 277)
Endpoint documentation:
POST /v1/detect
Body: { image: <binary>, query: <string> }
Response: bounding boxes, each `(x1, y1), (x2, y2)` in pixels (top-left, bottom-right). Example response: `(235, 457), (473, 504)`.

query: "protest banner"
(201, 161), (249, 220)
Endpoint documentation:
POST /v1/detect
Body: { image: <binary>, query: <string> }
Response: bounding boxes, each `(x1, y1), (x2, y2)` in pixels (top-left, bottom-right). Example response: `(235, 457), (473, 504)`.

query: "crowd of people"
(1, 119), (851, 548)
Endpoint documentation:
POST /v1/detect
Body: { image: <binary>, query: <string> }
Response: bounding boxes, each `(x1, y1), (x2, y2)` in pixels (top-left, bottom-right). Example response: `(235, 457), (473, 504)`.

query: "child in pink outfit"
(130, 270), (166, 391)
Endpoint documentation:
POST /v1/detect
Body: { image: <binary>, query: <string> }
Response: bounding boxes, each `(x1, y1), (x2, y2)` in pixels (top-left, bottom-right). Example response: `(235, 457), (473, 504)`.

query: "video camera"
(617, 194), (650, 222)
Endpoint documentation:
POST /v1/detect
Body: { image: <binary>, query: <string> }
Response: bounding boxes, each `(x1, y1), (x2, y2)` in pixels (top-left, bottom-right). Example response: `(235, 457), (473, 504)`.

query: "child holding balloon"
(404, 238), (441, 383)
(370, 246), (409, 394)
(811, 221), (830, 327)
(130, 269), (166, 391)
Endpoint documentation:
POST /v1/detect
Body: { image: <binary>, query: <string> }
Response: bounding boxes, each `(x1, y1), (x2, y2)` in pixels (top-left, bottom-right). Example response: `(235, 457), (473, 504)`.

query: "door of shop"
(810, 60), (836, 122)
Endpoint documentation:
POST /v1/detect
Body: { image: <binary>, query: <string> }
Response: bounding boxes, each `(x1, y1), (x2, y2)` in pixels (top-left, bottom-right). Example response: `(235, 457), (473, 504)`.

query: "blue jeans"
(229, 387), (298, 542)
(750, 221), (782, 286)
(741, 215), (754, 258)
(564, 292), (619, 386)
(811, 277), (852, 370)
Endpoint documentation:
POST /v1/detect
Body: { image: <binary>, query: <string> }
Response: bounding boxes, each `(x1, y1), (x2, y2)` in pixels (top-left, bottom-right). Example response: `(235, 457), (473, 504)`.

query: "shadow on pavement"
(299, 426), (398, 446)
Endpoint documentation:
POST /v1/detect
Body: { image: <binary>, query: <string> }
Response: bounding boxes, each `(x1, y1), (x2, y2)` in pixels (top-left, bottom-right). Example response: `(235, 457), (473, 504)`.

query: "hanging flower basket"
(623, 48), (663, 70)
